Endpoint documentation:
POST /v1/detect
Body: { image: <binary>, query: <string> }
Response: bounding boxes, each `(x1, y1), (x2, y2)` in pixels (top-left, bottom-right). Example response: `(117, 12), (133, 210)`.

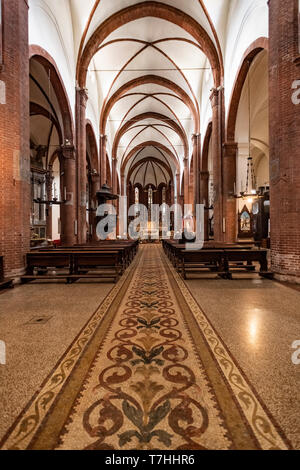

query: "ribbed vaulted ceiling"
(71, 0), (229, 187)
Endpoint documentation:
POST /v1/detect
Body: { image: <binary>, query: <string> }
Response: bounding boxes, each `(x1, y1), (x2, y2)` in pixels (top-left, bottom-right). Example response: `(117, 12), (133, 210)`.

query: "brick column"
(269, 0), (300, 281)
(45, 169), (53, 239)
(61, 145), (76, 246)
(121, 174), (126, 196)
(176, 172), (183, 209)
(223, 142), (238, 243)
(170, 180), (175, 206)
(0, 0), (30, 277)
(192, 133), (201, 211)
(100, 135), (107, 186)
(75, 87), (88, 244)
(200, 171), (209, 240)
(112, 158), (118, 194)
(183, 158), (189, 206)
(91, 173), (100, 241)
(210, 87), (224, 241)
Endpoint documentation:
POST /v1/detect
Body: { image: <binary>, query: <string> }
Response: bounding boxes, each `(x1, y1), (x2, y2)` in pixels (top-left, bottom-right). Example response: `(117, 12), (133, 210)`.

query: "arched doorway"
(29, 48), (75, 246)
(226, 40), (269, 244)
(234, 50), (270, 243)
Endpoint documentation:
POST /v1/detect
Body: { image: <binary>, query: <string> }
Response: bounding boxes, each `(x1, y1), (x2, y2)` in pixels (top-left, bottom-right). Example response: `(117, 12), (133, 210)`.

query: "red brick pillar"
(91, 174), (100, 241)
(111, 157), (119, 235)
(210, 87), (224, 241)
(61, 145), (76, 246)
(189, 158), (194, 209)
(121, 174), (126, 196)
(170, 180), (175, 206)
(45, 169), (53, 239)
(75, 87), (88, 244)
(200, 171), (209, 240)
(223, 142), (237, 243)
(192, 134), (201, 211)
(183, 158), (189, 206)
(0, 0), (30, 277)
(269, 0), (300, 281)
(112, 158), (118, 195)
(100, 135), (107, 186)
(176, 172), (183, 209)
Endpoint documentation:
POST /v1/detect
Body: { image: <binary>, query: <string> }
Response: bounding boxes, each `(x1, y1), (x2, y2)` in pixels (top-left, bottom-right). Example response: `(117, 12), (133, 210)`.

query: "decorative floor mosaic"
(0, 246), (292, 450)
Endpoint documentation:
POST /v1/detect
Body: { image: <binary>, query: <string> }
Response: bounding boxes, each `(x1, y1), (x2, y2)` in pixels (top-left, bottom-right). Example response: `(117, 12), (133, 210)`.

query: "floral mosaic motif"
(131, 346), (164, 366)
(136, 317), (161, 330)
(76, 248), (217, 450)
(119, 399), (173, 447)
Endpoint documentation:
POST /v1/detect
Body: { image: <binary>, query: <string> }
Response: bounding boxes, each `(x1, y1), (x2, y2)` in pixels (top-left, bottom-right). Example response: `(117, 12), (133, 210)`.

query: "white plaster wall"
(223, 0), (269, 114)
(29, 1), (101, 152)
(200, 58), (213, 148)
(29, 0), (76, 115)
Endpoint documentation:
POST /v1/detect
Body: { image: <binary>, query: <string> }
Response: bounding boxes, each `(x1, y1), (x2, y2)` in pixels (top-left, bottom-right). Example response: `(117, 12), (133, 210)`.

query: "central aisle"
(0, 246), (290, 450)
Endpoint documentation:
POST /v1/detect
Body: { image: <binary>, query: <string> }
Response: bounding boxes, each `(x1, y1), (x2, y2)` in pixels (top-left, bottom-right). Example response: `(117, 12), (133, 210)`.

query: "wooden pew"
(70, 251), (121, 283)
(0, 256), (14, 290)
(35, 243), (136, 271)
(223, 249), (270, 279)
(177, 250), (226, 279)
(176, 247), (271, 280)
(21, 250), (123, 284)
(162, 240), (254, 271)
(37, 240), (139, 268)
(21, 252), (72, 283)
(163, 239), (272, 280)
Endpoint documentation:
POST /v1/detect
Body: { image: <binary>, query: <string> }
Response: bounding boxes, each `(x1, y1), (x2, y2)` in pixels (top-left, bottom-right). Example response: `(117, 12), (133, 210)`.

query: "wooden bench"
(0, 256), (14, 290)
(224, 249), (271, 279)
(36, 244), (136, 270)
(177, 250), (226, 279)
(162, 240), (254, 271)
(37, 241), (139, 269)
(71, 251), (121, 283)
(21, 252), (72, 283)
(176, 247), (271, 280)
(21, 250), (123, 284)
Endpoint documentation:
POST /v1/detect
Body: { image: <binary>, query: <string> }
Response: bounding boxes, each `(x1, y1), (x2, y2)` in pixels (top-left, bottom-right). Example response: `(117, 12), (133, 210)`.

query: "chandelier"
(234, 61), (263, 203)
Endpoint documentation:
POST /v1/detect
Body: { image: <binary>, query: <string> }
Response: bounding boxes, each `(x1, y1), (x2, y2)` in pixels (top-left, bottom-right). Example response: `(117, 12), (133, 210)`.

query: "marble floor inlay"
(0, 246), (292, 450)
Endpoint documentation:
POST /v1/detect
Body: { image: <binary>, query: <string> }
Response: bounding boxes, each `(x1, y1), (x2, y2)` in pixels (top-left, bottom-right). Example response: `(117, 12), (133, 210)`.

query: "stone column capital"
(209, 86), (223, 107)
(100, 134), (108, 144)
(60, 145), (76, 159)
(76, 86), (88, 107)
(223, 141), (238, 157)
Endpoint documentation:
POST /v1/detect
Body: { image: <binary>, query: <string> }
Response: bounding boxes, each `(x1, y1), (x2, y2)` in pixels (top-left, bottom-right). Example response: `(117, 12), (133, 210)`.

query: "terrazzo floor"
(185, 276), (300, 449)
(0, 280), (114, 441)
(0, 247), (299, 449)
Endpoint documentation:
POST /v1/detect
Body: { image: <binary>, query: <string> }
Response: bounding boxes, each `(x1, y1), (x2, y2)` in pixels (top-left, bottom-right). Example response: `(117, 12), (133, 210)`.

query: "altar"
(140, 221), (160, 242)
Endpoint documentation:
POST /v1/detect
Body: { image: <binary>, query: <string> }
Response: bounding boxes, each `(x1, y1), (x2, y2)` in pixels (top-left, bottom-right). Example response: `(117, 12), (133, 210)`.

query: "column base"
(274, 272), (300, 285)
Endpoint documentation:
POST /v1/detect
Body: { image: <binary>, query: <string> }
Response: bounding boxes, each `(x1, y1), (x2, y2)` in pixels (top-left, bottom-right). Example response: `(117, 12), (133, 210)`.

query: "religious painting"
(238, 205), (253, 239)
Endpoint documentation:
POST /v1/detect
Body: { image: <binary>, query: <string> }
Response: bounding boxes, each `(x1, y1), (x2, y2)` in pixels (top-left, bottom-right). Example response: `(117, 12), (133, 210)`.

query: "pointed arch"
(77, 1), (222, 88)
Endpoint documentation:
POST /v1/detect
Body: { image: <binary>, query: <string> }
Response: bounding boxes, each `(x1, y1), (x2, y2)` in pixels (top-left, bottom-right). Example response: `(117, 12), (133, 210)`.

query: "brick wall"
(269, 0), (300, 281)
(0, 0), (30, 277)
